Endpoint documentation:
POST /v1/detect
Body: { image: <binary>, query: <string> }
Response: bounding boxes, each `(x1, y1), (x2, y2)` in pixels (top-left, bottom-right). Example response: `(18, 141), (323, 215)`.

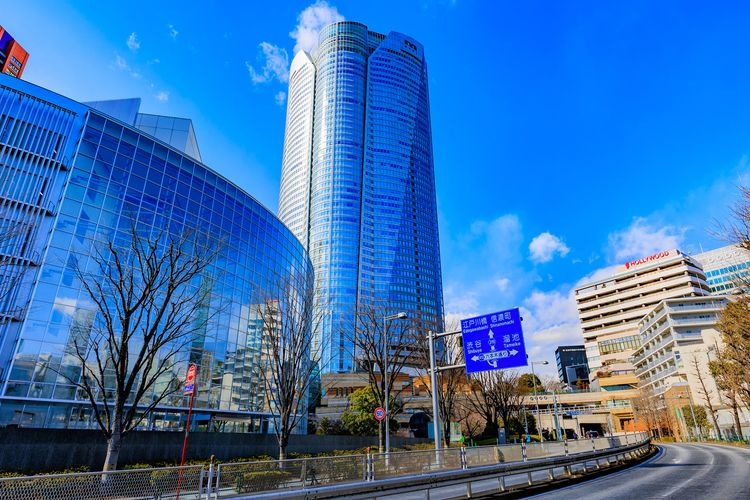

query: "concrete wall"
(0, 428), (428, 473)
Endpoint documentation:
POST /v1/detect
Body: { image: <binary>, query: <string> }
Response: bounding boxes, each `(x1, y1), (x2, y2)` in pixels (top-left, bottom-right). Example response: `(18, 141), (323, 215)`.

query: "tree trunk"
(694, 357), (722, 439)
(279, 434), (288, 462)
(103, 431), (122, 472)
(730, 392), (743, 439)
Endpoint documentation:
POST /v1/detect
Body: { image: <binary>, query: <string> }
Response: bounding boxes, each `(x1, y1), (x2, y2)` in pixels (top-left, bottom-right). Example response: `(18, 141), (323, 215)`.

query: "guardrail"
(0, 432), (650, 499)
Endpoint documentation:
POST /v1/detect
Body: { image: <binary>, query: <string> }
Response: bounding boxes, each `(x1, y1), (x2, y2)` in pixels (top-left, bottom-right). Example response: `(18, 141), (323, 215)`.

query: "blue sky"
(5, 1), (750, 377)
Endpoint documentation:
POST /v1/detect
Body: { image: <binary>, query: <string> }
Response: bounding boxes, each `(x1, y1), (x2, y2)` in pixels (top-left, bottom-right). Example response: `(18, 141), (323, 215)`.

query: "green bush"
(149, 468), (179, 494)
(235, 470), (291, 493)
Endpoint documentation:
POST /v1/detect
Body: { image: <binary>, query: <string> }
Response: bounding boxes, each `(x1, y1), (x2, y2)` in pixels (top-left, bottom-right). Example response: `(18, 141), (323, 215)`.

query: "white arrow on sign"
(471, 349), (519, 363)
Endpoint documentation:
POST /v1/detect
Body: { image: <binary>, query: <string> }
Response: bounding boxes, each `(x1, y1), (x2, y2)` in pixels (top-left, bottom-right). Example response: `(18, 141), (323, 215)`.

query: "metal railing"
(0, 464), (206, 500)
(0, 432), (650, 499)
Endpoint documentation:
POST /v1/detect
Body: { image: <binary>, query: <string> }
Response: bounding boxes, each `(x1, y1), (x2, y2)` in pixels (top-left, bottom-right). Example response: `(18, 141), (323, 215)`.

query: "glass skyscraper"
(0, 75), (314, 431)
(279, 22), (444, 373)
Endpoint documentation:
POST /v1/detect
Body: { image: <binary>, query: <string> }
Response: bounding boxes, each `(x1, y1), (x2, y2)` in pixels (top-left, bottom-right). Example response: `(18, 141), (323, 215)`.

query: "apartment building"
(574, 250), (710, 390)
(632, 296), (750, 438)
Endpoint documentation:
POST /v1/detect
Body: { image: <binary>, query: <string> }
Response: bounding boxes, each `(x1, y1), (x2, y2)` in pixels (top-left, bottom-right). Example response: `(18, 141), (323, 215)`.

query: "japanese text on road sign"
(461, 308), (528, 374)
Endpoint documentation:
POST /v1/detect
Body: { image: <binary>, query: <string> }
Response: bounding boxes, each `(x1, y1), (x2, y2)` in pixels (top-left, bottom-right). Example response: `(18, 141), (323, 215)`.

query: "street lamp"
(530, 360), (549, 441)
(383, 311), (407, 454)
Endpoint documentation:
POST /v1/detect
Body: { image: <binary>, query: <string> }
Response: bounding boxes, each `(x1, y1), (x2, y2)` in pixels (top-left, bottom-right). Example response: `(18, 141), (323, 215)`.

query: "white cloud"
(495, 277), (510, 292)
(443, 214), (540, 320)
(126, 32), (140, 52)
(148, 58), (160, 65)
(115, 55), (129, 70)
(168, 24), (179, 40)
(608, 217), (686, 262)
(156, 91), (170, 102)
(113, 55), (141, 79)
(290, 0), (345, 53)
(246, 42), (290, 84)
(519, 289), (584, 372)
(274, 91), (287, 106)
(529, 232), (570, 264)
(575, 264), (620, 287)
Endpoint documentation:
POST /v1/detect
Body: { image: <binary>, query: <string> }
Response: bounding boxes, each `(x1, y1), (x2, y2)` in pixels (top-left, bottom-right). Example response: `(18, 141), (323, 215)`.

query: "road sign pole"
(428, 330), (442, 452)
(176, 363), (197, 500)
(176, 389), (195, 499)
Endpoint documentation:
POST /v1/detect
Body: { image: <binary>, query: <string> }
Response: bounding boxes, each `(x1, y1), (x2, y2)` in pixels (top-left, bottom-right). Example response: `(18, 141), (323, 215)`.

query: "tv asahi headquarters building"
(279, 22), (445, 373)
(0, 74), (314, 431)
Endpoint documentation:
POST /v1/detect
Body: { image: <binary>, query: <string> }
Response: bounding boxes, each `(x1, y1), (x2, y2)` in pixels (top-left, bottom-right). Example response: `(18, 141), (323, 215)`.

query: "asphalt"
(525, 443), (750, 499)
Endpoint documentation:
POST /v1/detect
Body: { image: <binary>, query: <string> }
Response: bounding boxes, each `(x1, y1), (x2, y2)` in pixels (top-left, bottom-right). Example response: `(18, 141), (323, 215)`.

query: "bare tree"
(256, 272), (322, 461)
(348, 304), (420, 451)
(414, 323), (467, 447)
(466, 369), (525, 439)
(716, 185), (750, 262)
(690, 355), (723, 439)
(61, 225), (217, 471)
(632, 387), (667, 439)
(455, 400), (485, 442)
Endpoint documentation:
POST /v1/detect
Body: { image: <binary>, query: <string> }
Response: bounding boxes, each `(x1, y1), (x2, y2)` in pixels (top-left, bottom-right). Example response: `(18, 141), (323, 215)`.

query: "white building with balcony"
(574, 250), (710, 390)
(632, 296), (750, 437)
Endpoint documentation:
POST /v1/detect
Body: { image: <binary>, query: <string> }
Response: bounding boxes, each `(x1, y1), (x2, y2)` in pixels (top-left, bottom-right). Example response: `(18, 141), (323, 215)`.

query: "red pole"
(175, 391), (194, 499)
(176, 364), (197, 500)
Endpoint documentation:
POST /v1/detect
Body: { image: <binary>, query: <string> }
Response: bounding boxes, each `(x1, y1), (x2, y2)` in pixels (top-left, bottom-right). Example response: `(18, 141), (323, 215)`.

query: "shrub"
(235, 470), (291, 493)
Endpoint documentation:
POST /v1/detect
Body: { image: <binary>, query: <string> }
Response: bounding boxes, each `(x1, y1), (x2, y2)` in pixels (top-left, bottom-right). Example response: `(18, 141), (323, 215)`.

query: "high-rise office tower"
(0, 26), (29, 78)
(279, 22), (444, 373)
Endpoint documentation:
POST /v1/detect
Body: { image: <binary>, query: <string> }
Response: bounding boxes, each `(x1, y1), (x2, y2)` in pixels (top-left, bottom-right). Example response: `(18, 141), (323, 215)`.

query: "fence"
(0, 432), (650, 499)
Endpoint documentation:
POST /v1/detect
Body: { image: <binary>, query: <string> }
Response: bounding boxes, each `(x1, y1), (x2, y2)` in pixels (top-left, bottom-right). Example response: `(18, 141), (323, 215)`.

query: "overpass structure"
(317, 371), (641, 439)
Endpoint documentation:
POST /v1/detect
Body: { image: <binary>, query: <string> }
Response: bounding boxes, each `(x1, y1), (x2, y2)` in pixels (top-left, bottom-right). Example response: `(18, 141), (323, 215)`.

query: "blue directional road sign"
(461, 308), (528, 374)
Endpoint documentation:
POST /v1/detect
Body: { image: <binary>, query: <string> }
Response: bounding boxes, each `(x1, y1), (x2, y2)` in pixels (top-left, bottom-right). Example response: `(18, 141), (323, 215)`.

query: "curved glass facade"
(279, 22), (444, 373)
(0, 75), (314, 431)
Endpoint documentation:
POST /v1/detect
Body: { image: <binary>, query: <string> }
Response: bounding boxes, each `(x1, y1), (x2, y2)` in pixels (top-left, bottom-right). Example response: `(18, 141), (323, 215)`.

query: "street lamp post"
(383, 312), (407, 454)
(530, 360), (549, 441)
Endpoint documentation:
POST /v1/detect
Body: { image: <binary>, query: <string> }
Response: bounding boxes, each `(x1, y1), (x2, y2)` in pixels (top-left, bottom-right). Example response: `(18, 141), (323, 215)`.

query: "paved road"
(528, 443), (750, 499)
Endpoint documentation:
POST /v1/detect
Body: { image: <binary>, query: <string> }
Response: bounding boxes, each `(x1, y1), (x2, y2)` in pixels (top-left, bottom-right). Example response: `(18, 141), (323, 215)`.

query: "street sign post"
(177, 363), (198, 499)
(184, 363), (197, 396)
(461, 307), (528, 374)
(374, 407), (386, 421)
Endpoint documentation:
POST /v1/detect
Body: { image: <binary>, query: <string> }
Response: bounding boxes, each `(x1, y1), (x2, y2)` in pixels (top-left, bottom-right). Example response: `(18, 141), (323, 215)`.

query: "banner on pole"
(184, 363), (197, 395)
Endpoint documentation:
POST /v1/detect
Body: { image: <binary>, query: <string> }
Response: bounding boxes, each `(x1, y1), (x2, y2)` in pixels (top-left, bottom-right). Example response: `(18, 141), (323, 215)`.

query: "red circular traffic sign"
(374, 407), (386, 421)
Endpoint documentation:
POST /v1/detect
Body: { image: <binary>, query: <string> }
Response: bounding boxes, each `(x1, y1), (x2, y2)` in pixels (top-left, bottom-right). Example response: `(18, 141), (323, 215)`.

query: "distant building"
(0, 26), (29, 78)
(632, 296), (750, 438)
(85, 98), (202, 162)
(574, 250), (710, 391)
(555, 345), (589, 388)
(692, 244), (750, 294)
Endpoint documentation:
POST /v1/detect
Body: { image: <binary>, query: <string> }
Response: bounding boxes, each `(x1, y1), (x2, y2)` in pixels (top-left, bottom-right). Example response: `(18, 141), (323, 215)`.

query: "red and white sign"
(373, 407), (386, 421)
(623, 250), (677, 270)
(184, 364), (197, 395)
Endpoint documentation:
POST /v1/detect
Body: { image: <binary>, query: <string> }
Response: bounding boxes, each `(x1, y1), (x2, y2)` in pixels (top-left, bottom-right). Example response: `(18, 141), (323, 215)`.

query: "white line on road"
(525, 445), (665, 499)
(659, 445), (715, 498)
